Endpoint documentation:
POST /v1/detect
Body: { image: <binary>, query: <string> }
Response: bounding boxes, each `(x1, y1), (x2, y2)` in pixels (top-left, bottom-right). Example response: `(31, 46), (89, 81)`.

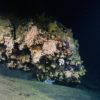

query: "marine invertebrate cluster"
(0, 15), (86, 85)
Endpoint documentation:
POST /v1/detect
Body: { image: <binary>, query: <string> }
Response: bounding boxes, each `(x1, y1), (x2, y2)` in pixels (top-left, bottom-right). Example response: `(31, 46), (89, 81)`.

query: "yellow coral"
(48, 21), (58, 33)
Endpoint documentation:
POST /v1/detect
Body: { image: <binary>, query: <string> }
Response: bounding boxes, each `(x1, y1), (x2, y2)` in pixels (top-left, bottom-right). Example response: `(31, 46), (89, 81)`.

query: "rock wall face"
(0, 15), (86, 85)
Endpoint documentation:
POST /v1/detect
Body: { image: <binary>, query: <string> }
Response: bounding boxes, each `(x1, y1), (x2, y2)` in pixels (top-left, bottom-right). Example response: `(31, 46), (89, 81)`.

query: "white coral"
(64, 71), (72, 78)
(58, 58), (65, 66)
(19, 43), (25, 50)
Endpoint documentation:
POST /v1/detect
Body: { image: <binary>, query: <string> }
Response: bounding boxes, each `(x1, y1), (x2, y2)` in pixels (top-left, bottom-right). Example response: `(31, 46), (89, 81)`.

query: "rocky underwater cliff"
(0, 15), (86, 86)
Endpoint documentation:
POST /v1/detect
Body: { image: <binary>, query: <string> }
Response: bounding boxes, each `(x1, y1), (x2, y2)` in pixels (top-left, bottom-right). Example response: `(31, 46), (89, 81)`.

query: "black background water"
(0, 0), (100, 86)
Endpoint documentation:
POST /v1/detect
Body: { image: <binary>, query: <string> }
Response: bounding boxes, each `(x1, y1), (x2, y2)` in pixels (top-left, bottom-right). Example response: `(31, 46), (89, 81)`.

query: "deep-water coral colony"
(0, 15), (86, 85)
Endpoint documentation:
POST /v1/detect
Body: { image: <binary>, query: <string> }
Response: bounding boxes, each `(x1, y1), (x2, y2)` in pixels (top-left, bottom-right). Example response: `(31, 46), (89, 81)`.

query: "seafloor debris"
(0, 15), (86, 85)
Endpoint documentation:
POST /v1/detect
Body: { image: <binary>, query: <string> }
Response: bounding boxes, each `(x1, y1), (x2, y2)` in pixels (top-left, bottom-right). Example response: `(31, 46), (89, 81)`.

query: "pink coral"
(42, 40), (57, 55)
(24, 26), (38, 47)
(4, 36), (14, 54)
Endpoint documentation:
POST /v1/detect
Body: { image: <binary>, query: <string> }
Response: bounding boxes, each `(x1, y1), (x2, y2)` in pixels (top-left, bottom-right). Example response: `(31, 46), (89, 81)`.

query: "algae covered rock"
(0, 15), (86, 85)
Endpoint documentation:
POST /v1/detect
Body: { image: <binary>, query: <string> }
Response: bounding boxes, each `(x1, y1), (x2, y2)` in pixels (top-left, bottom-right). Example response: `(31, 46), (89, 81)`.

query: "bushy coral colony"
(0, 15), (86, 85)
